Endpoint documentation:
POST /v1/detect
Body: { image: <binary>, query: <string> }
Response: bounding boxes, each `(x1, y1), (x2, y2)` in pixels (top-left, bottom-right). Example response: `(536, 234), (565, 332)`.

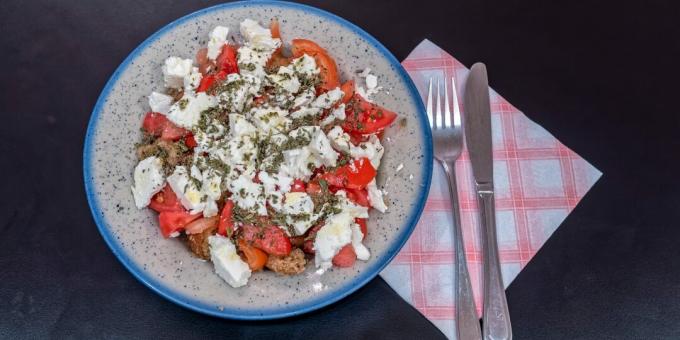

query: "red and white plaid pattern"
(379, 40), (601, 339)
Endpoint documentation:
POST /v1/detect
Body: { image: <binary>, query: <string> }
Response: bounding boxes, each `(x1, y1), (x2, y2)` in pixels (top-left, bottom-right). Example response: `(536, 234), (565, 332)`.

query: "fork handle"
(477, 185), (512, 340)
(441, 160), (482, 340)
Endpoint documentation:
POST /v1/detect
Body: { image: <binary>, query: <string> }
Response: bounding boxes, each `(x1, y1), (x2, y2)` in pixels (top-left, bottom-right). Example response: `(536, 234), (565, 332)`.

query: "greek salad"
(131, 18), (397, 288)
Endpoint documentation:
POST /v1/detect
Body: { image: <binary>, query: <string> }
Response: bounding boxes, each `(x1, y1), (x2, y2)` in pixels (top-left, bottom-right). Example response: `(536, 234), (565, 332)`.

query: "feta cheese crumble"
(209, 235), (252, 288)
(162, 57), (193, 89)
(131, 156), (165, 209)
(207, 26), (229, 60)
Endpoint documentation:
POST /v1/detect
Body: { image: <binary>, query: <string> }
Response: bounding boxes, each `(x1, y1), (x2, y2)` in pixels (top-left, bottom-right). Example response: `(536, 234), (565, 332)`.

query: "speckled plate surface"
(83, 0), (432, 320)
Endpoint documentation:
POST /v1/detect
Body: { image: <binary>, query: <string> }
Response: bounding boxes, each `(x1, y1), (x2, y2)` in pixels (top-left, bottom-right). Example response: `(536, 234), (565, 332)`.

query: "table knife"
(464, 63), (512, 340)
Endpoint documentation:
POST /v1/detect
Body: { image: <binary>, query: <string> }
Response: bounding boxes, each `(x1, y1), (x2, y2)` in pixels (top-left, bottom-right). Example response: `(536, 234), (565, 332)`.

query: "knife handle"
(441, 160), (482, 340)
(478, 186), (512, 340)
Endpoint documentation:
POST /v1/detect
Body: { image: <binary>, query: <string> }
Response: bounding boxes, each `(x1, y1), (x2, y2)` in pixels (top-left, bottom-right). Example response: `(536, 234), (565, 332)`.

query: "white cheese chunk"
(131, 156), (165, 209)
(282, 192), (317, 235)
(183, 67), (203, 93)
(228, 174), (266, 215)
(207, 26), (229, 60)
(311, 87), (343, 109)
(365, 74), (378, 89)
(314, 211), (353, 270)
(228, 113), (257, 138)
(336, 190), (369, 219)
(251, 107), (291, 134)
(290, 106), (320, 120)
(327, 126), (352, 153)
(240, 19), (281, 51)
(166, 92), (216, 129)
(292, 87), (316, 108)
(366, 179), (387, 213)
(166, 166), (205, 213)
(267, 65), (300, 94)
(320, 103), (346, 126)
(148, 92), (174, 115)
(290, 54), (320, 77)
(209, 235), (251, 288)
(350, 222), (370, 261)
(162, 57), (193, 89)
(217, 73), (258, 113)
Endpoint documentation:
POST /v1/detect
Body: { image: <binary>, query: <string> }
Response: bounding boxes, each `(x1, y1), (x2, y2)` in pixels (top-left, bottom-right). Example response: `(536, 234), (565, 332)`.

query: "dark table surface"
(2, 0), (680, 338)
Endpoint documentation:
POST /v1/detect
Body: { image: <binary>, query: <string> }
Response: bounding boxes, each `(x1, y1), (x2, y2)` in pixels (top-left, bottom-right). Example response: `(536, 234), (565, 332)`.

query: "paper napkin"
(379, 39), (602, 339)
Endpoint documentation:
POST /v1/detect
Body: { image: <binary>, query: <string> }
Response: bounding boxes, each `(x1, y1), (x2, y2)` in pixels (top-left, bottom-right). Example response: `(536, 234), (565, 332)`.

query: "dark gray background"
(1, 0), (679, 338)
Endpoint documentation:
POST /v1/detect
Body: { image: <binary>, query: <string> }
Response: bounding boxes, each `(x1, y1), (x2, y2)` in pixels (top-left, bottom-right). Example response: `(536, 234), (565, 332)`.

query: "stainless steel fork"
(427, 77), (482, 340)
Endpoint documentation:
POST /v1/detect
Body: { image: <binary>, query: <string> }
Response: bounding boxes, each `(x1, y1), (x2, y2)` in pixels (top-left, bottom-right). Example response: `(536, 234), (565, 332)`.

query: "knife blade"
(463, 63), (493, 185)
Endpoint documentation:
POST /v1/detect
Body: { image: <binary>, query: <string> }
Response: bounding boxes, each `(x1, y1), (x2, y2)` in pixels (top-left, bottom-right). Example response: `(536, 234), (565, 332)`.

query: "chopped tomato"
(290, 179), (306, 193)
(306, 180), (322, 195)
(217, 200), (235, 236)
(197, 69), (228, 93)
(158, 211), (201, 238)
(346, 188), (370, 208)
(290, 39), (339, 91)
(185, 134), (197, 148)
(332, 245), (356, 267)
(241, 224), (292, 256)
(340, 80), (355, 104)
(321, 157), (376, 190)
(149, 185), (184, 212)
(343, 94), (398, 134)
(355, 218), (367, 239)
(196, 47), (212, 75)
(185, 216), (218, 234)
(142, 112), (189, 141)
(238, 239), (268, 271)
(215, 44), (239, 75)
(270, 18), (281, 39)
(253, 95), (268, 107)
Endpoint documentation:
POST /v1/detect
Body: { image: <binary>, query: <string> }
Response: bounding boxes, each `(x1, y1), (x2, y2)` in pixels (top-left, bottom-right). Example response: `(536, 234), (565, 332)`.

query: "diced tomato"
(142, 112), (189, 141)
(217, 200), (235, 236)
(355, 218), (367, 239)
(343, 94), (398, 134)
(158, 211), (201, 238)
(160, 122), (189, 141)
(196, 47), (212, 75)
(332, 245), (357, 267)
(340, 80), (355, 104)
(291, 39), (339, 91)
(197, 69), (228, 93)
(306, 180), (322, 195)
(241, 224), (292, 256)
(290, 179), (306, 193)
(238, 239), (268, 271)
(270, 18), (281, 39)
(215, 44), (239, 75)
(185, 216), (218, 234)
(346, 188), (370, 207)
(320, 157), (376, 190)
(252, 95), (268, 107)
(149, 185), (184, 212)
(185, 134), (197, 148)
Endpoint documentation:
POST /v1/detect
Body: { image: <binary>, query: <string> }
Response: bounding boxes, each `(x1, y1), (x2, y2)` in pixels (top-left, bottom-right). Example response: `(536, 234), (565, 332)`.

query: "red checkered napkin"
(379, 40), (602, 339)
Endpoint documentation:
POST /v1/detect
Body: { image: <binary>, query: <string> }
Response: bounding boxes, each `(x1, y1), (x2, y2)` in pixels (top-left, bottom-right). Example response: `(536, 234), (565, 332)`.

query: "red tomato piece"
(197, 69), (228, 93)
(238, 239), (268, 271)
(290, 179), (306, 193)
(241, 224), (292, 256)
(142, 112), (188, 141)
(149, 185), (185, 212)
(196, 47), (212, 75)
(217, 200), (235, 236)
(332, 244), (357, 267)
(158, 211), (201, 238)
(290, 39), (339, 91)
(306, 180), (322, 195)
(343, 94), (398, 134)
(320, 157), (376, 190)
(185, 216), (218, 235)
(185, 134), (197, 148)
(215, 44), (239, 75)
(346, 188), (370, 208)
(302, 224), (323, 254)
(340, 80), (355, 104)
(355, 218), (367, 240)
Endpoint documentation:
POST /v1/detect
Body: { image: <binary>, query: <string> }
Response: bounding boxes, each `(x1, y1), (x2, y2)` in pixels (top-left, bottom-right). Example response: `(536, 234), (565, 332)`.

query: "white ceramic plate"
(84, 0), (432, 320)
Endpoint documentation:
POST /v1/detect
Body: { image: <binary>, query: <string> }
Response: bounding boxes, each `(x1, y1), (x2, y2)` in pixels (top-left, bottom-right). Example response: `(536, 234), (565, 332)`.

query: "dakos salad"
(130, 19), (397, 288)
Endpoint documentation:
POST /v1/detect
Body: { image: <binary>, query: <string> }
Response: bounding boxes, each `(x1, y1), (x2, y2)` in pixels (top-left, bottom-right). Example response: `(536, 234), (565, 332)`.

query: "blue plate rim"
(83, 0), (433, 320)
